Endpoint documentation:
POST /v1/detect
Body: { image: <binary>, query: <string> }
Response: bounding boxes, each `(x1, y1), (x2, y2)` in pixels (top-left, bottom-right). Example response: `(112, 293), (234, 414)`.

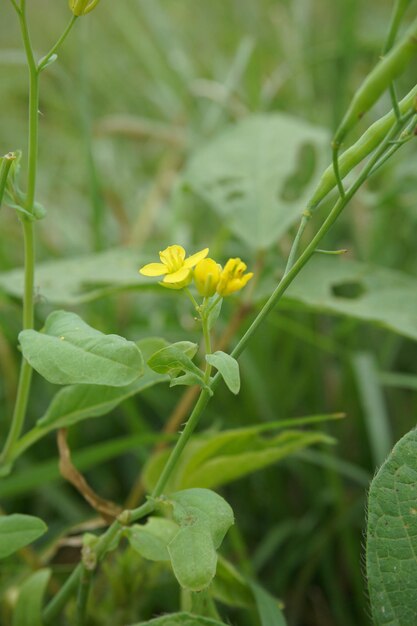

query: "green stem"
(284, 212), (310, 275)
(76, 567), (92, 626)
(332, 142), (346, 199)
(38, 15), (78, 72)
(382, 0), (408, 118)
(0, 220), (35, 467)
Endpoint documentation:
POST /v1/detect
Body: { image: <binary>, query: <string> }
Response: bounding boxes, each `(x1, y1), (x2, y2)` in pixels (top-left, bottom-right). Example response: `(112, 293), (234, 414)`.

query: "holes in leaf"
(280, 142), (317, 202)
(331, 281), (365, 299)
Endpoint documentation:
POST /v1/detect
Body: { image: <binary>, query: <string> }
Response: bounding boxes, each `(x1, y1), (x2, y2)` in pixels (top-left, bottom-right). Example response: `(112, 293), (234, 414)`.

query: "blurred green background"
(1, 1), (417, 624)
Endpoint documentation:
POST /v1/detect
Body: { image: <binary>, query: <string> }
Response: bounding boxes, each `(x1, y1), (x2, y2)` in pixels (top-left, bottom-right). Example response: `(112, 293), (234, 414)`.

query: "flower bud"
(69, 0), (100, 16)
(217, 258), (253, 296)
(193, 258), (222, 297)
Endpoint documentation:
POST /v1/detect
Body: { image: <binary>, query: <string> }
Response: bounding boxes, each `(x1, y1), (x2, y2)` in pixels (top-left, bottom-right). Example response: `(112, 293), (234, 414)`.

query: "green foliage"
(147, 342), (209, 390)
(284, 255), (417, 341)
(0, 514), (47, 559)
(143, 422), (334, 492)
(126, 517), (179, 562)
(12, 569), (51, 626)
(179, 113), (328, 250)
(366, 427), (417, 625)
(19, 310), (144, 386)
(205, 351), (240, 394)
(131, 613), (227, 625)
(250, 581), (287, 626)
(37, 338), (169, 429)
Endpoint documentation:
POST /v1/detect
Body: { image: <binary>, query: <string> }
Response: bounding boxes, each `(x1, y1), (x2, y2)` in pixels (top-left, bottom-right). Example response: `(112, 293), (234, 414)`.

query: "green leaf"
(205, 351), (240, 394)
(153, 488), (234, 591)
(0, 247), (150, 305)
(144, 422), (334, 493)
(147, 342), (202, 380)
(366, 427), (417, 625)
(130, 612), (227, 625)
(37, 338), (169, 429)
(167, 488), (234, 549)
(250, 581), (287, 626)
(180, 113), (328, 250)
(282, 255), (417, 343)
(168, 523), (217, 591)
(19, 310), (144, 386)
(0, 514), (47, 559)
(126, 517), (179, 562)
(12, 569), (51, 626)
(212, 556), (254, 609)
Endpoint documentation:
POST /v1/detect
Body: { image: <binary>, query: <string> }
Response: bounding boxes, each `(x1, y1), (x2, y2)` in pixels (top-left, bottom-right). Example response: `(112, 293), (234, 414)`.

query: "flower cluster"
(139, 245), (253, 297)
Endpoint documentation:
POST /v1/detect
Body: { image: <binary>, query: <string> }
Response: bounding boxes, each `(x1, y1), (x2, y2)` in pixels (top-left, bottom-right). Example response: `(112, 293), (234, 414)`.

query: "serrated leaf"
(126, 517), (179, 562)
(180, 113), (328, 250)
(206, 351), (240, 394)
(37, 338), (169, 429)
(130, 612), (227, 625)
(12, 569), (51, 626)
(0, 514), (47, 559)
(168, 523), (217, 591)
(19, 310), (143, 386)
(366, 427), (417, 625)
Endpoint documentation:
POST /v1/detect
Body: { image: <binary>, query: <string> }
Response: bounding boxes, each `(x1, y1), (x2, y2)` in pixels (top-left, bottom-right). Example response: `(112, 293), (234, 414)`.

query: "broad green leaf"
(169, 372), (211, 392)
(148, 342), (202, 380)
(0, 514), (47, 559)
(179, 113), (328, 250)
(126, 517), (179, 562)
(167, 488), (234, 549)
(12, 569), (51, 626)
(131, 612), (227, 625)
(37, 338), (169, 429)
(143, 425), (334, 493)
(206, 351), (240, 394)
(367, 428), (417, 625)
(168, 523), (217, 591)
(250, 581), (287, 626)
(19, 310), (143, 386)
(282, 255), (417, 343)
(0, 247), (149, 305)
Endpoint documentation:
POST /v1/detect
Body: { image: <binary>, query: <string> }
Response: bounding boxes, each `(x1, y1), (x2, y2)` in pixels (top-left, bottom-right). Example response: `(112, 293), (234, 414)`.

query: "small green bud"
(69, 0), (101, 17)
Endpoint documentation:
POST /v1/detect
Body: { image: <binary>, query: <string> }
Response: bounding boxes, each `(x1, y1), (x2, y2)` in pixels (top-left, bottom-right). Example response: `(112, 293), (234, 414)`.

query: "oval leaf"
(37, 338), (169, 429)
(205, 351), (240, 394)
(168, 524), (217, 591)
(19, 310), (143, 386)
(367, 427), (417, 625)
(0, 514), (47, 559)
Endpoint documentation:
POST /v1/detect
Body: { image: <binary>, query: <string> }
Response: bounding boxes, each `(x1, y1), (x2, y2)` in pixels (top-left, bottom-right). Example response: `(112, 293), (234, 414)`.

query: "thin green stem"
(370, 114), (416, 174)
(284, 212), (310, 275)
(0, 220), (35, 467)
(382, 0), (408, 118)
(38, 15), (78, 72)
(76, 567), (92, 626)
(8, 0), (20, 14)
(332, 142), (346, 199)
(184, 287), (200, 312)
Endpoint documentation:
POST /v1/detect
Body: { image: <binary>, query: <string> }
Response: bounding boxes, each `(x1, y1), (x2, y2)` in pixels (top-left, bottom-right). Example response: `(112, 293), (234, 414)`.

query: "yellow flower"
(139, 244), (209, 290)
(69, 0), (100, 16)
(217, 258), (253, 296)
(193, 258), (222, 297)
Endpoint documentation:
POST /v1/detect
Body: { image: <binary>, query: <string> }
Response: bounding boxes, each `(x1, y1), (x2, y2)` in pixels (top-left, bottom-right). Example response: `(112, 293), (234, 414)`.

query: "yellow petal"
(159, 245), (186, 271)
(139, 262), (169, 277)
(183, 248), (209, 269)
(162, 267), (191, 284)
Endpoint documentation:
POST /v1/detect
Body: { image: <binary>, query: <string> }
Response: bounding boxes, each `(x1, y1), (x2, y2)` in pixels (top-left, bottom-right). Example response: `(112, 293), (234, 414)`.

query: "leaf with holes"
(19, 310), (144, 386)
(279, 255), (417, 342)
(367, 427), (417, 625)
(179, 113), (328, 250)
